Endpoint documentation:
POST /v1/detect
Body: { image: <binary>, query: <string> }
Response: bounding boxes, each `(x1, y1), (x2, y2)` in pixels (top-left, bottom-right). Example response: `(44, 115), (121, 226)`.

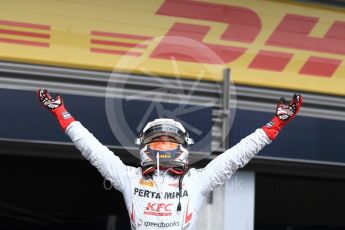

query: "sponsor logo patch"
(144, 202), (173, 216)
(134, 188), (188, 199)
(139, 179), (154, 187)
(62, 111), (71, 119)
(138, 219), (180, 228)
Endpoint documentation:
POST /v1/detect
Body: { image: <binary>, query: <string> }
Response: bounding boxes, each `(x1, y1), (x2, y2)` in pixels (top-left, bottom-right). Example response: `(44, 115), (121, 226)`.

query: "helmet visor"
(140, 124), (187, 145)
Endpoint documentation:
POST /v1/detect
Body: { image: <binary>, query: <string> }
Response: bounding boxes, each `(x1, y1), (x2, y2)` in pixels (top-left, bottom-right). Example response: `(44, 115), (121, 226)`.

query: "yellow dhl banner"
(0, 0), (344, 96)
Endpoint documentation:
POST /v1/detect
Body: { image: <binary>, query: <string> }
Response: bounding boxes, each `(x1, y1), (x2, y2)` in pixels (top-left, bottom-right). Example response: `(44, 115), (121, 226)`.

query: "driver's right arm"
(37, 89), (134, 192)
(65, 121), (133, 192)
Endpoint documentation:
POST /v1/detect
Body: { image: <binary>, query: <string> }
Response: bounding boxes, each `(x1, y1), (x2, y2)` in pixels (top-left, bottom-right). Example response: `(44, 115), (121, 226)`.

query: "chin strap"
(176, 168), (189, 212)
(167, 168), (185, 175)
(156, 152), (160, 183)
(142, 166), (186, 177)
(142, 166), (156, 176)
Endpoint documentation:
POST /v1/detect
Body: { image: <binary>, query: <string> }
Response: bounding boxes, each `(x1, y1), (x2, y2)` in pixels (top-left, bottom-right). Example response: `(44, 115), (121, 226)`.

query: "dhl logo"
(0, 0), (344, 94)
(85, 0), (344, 78)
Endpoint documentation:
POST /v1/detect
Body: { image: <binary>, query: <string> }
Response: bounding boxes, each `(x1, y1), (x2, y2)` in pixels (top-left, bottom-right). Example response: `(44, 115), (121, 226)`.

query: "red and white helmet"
(135, 119), (194, 171)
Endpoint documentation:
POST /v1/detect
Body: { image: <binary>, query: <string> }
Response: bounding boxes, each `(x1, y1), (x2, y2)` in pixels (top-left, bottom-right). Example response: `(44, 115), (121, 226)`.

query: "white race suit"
(66, 121), (271, 230)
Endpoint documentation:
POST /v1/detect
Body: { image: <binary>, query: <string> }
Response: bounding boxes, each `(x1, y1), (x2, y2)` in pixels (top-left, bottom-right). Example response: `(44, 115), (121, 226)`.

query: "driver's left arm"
(197, 128), (269, 195)
(196, 94), (303, 195)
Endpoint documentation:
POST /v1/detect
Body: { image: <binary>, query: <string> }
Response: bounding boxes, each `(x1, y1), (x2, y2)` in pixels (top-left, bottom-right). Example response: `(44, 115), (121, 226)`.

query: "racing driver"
(37, 89), (303, 230)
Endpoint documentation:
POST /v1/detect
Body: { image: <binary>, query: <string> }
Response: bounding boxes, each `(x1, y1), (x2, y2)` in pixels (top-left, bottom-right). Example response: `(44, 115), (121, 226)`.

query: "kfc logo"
(144, 202), (173, 216)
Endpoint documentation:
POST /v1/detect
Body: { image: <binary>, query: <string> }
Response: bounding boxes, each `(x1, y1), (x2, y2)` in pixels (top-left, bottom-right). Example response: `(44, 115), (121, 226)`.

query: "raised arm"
(197, 94), (303, 195)
(37, 89), (136, 192)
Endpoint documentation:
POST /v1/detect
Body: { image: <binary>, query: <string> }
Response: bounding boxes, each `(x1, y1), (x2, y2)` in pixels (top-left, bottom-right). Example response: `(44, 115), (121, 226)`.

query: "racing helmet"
(135, 118), (194, 170)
